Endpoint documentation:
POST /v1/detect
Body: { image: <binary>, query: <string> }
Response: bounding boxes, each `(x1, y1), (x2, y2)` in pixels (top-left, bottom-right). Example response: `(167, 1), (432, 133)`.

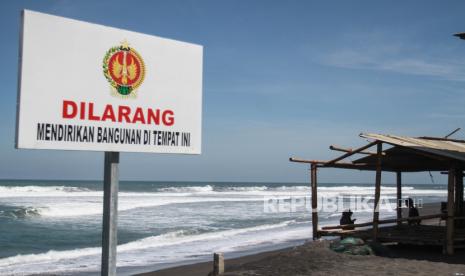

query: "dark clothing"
(405, 198), (421, 225)
(340, 211), (356, 230)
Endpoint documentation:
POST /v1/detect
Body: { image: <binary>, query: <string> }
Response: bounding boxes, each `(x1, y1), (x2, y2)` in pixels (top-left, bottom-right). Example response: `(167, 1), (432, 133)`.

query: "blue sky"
(1, 0), (465, 183)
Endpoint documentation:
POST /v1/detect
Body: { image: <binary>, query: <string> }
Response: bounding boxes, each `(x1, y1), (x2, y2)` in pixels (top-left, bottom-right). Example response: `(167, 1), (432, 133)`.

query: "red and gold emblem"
(103, 40), (145, 98)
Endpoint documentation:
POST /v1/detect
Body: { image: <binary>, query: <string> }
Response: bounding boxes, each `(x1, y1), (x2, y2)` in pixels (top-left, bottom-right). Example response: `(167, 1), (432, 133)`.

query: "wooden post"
(213, 253), (224, 275)
(373, 143), (382, 240)
(446, 167), (455, 255)
(455, 169), (463, 219)
(396, 171), (402, 226)
(101, 152), (119, 276)
(311, 163), (319, 240)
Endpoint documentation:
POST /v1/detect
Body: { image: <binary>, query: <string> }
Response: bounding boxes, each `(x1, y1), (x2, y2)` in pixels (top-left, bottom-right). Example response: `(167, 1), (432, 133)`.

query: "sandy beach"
(140, 240), (465, 276)
(139, 202), (465, 276)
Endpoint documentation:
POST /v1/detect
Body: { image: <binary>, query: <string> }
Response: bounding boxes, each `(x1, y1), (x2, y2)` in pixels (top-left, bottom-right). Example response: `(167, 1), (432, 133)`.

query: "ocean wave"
(0, 185), (98, 198)
(220, 186), (269, 192)
(119, 220), (299, 251)
(157, 184), (446, 196)
(0, 185), (188, 198)
(0, 184), (446, 198)
(22, 196), (266, 218)
(158, 185), (214, 193)
(0, 220), (302, 275)
(0, 184), (446, 218)
(0, 185), (91, 193)
(0, 207), (41, 219)
(157, 185), (303, 194)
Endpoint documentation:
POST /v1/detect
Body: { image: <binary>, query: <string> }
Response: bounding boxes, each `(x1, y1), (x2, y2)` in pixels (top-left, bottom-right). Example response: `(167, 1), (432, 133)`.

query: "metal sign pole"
(101, 152), (119, 276)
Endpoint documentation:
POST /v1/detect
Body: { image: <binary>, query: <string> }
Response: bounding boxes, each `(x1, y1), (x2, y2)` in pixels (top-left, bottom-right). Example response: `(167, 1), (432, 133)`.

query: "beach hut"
(290, 133), (465, 255)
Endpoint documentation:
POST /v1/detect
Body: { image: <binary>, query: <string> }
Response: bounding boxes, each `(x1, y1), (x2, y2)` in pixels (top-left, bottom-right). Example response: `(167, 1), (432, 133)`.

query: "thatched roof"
(290, 133), (465, 172)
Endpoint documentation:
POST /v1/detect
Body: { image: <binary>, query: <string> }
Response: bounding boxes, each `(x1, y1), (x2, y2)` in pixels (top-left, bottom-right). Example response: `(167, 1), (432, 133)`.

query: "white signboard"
(16, 10), (203, 154)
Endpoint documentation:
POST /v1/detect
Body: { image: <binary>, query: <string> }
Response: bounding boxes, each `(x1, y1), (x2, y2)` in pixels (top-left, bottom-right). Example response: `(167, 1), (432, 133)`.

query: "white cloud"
(428, 112), (465, 119)
(323, 49), (465, 81)
(315, 32), (465, 81)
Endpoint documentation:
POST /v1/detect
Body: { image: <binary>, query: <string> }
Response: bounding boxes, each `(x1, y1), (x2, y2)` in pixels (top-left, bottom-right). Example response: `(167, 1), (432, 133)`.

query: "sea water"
(0, 180), (447, 275)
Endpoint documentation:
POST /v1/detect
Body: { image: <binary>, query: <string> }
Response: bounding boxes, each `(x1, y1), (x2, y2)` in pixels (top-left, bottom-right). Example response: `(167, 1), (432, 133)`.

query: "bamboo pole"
(419, 136), (465, 143)
(444, 127), (461, 139)
(321, 213), (445, 230)
(329, 145), (385, 156)
(441, 171), (465, 175)
(311, 163), (318, 240)
(396, 171), (402, 226)
(455, 169), (463, 219)
(289, 158), (378, 171)
(289, 158), (327, 164)
(325, 141), (378, 165)
(447, 167), (455, 255)
(373, 142), (382, 240)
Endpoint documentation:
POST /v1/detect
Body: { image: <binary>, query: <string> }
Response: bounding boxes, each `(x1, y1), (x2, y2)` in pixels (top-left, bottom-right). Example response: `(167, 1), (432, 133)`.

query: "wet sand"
(139, 240), (465, 276)
(139, 202), (465, 276)
(136, 248), (294, 276)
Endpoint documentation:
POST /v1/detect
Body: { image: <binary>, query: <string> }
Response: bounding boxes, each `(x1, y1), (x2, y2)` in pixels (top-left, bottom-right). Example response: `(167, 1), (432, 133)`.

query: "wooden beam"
(322, 163), (376, 170)
(444, 127), (461, 139)
(289, 158), (379, 171)
(311, 163), (318, 240)
(321, 213), (445, 230)
(418, 136), (465, 143)
(289, 158), (327, 164)
(396, 171), (402, 226)
(441, 171), (465, 175)
(329, 145), (385, 156)
(292, 157), (450, 172)
(325, 141), (378, 165)
(373, 142), (382, 241)
(328, 162), (445, 172)
(455, 169), (464, 227)
(447, 167), (455, 255)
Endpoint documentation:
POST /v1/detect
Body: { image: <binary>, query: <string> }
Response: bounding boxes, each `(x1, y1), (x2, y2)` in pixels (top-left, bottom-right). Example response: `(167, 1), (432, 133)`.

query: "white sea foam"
(0, 220), (306, 275)
(0, 184), (447, 197)
(36, 196), (265, 217)
(0, 184), (446, 218)
(0, 185), (99, 197)
(158, 185), (215, 193)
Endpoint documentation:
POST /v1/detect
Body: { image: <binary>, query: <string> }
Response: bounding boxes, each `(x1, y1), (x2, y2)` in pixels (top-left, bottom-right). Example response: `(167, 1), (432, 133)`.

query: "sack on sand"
(330, 237), (373, 255)
(343, 244), (374, 255)
(329, 242), (346, 253)
(339, 237), (364, 246)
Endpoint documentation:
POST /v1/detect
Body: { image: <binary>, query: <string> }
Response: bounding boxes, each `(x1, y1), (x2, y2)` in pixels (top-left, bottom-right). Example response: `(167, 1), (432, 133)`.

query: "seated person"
(340, 209), (356, 230)
(405, 198), (421, 225)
